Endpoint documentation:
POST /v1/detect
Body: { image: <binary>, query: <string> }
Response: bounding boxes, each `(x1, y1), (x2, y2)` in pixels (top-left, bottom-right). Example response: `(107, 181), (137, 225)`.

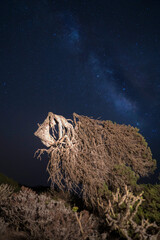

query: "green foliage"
(112, 164), (139, 189)
(98, 183), (159, 239)
(0, 173), (20, 191)
(135, 184), (160, 225)
(98, 183), (112, 198)
(72, 206), (79, 212)
(134, 127), (140, 132)
(99, 180), (160, 233)
(133, 129), (149, 147)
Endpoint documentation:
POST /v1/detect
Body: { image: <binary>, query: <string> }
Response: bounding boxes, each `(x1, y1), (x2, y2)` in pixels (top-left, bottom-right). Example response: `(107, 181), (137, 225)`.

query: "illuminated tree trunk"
(34, 112), (156, 208)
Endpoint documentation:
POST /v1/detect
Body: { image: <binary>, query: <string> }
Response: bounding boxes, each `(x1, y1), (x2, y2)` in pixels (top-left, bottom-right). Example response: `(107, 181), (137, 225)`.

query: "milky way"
(0, 0), (159, 185)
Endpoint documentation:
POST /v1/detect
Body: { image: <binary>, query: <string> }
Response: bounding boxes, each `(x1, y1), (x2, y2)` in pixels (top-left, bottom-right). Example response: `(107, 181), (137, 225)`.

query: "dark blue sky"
(0, 0), (160, 186)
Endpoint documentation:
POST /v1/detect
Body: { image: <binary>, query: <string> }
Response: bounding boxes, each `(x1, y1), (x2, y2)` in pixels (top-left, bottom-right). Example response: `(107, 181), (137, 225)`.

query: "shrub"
(0, 173), (19, 191)
(0, 217), (8, 237)
(98, 185), (160, 240)
(135, 184), (160, 226)
(108, 164), (139, 190)
(0, 186), (104, 240)
(0, 184), (15, 204)
(34, 112), (156, 208)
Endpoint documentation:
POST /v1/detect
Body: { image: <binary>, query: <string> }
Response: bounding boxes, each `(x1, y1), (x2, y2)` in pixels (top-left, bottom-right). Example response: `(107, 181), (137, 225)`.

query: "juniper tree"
(34, 112), (156, 207)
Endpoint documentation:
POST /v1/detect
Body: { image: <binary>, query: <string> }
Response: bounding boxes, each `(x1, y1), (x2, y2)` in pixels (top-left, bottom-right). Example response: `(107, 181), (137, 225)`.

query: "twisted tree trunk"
(34, 112), (156, 207)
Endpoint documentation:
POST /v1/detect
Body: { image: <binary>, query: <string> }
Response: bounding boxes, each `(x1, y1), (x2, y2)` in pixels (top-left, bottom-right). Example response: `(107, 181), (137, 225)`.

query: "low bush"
(0, 186), (105, 240)
(135, 184), (160, 226)
(0, 173), (20, 191)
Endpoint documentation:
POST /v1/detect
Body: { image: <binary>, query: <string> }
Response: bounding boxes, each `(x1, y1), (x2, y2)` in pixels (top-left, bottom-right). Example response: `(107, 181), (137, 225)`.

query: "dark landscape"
(0, 0), (160, 239)
(0, 113), (160, 239)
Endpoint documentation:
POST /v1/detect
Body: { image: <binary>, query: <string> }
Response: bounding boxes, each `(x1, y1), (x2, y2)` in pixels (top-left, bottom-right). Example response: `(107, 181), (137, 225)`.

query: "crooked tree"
(34, 112), (156, 207)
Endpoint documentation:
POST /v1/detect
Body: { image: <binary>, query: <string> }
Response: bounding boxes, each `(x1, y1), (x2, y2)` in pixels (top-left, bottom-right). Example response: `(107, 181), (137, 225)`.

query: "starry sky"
(0, 0), (160, 186)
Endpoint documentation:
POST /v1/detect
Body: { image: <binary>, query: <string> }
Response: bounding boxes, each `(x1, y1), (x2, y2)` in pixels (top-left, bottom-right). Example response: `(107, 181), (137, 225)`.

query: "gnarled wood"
(34, 112), (156, 208)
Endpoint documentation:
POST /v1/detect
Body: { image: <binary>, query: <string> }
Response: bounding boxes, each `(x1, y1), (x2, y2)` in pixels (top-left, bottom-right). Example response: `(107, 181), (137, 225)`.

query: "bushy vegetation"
(0, 113), (159, 239)
(33, 112), (159, 239)
(0, 186), (105, 240)
(108, 164), (139, 190)
(0, 176), (160, 239)
(135, 184), (160, 226)
(0, 173), (20, 191)
(34, 112), (156, 208)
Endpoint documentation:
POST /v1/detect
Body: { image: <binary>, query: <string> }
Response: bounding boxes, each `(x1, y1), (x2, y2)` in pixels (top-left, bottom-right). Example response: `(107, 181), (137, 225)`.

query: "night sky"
(0, 0), (160, 186)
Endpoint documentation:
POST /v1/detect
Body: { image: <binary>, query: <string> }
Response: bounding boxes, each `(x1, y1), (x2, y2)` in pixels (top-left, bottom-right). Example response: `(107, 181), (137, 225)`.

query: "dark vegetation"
(0, 173), (20, 191)
(0, 113), (160, 239)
